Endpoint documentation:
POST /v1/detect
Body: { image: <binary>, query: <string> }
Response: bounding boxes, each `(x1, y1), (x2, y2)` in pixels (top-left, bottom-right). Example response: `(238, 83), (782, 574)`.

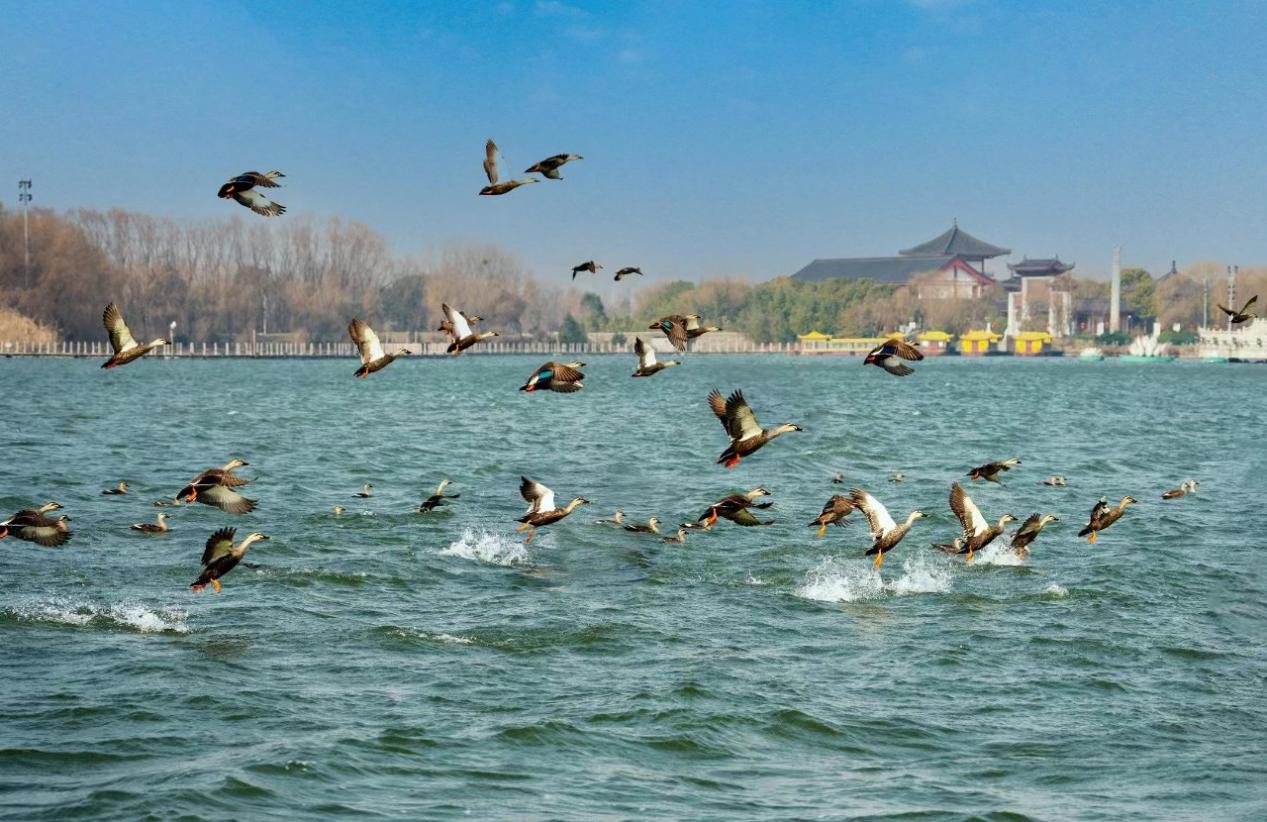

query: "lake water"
(2, 354), (1265, 820)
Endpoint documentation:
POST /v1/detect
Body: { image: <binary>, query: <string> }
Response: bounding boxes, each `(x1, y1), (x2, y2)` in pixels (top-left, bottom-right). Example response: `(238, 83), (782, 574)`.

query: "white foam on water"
(973, 541), (1026, 566)
(1042, 582), (1069, 598)
(9, 600), (189, 633)
(744, 572), (768, 586)
(440, 528), (531, 566)
(431, 633), (474, 645)
(795, 555), (951, 603)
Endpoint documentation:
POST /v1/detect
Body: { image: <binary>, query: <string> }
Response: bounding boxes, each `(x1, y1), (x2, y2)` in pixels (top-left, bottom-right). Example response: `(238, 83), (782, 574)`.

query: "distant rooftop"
(1007, 256), (1074, 276)
(899, 221), (1011, 259)
(792, 254), (959, 284)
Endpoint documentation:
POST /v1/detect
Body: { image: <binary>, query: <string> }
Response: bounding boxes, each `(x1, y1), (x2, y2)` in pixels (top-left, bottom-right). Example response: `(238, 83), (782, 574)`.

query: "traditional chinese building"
(1001, 256), (1075, 338)
(791, 221), (1010, 299)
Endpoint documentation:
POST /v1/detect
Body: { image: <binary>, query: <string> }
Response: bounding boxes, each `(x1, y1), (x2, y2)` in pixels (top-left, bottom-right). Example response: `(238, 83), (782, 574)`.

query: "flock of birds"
(5, 146), (1252, 593)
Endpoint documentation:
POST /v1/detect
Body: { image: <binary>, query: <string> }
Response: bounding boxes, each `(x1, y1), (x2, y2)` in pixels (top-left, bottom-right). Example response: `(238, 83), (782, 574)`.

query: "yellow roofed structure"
(959, 329), (1000, 355)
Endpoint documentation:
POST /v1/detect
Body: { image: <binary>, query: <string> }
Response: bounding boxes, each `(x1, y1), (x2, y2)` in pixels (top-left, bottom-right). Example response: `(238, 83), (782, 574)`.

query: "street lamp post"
(18, 180), (33, 288)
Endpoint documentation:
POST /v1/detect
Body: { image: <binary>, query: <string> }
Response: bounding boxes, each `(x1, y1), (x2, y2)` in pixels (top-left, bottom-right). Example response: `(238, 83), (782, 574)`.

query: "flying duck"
(708, 389), (803, 468)
(348, 319), (409, 377)
(525, 153), (583, 179)
(102, 481), (128, 495)
(1162, 480), (1198, 499)
(438, 308), (482, 339)
(218, 170), (286, 216)
(947, 482), (1017, 561)
(614, 267), (643, 281)
(632, 337), (679, 377)
(621, 517), (660, 534)
(685, 315), (722, 341)
(516, 477), (590, 544)
(1218, 295), (1257, 324)
(661, 529), (687, 544)
(191, 528), (269, 592)
(571, 260), (602, 280)
(131, 512), (170, 534)
(697, 488), (774, 528)
(443, 303), (499, 353)
(1078, 496), (1136, 543)
(176, 459), (256, 514)
(809, 494), (855, 537)
(519, 361), (585, 393)
(1010, 514), (1058, 558)
(480, 178), (539, 196)
(101, 303), (169, 369)
(483, 139), (500, 186)
(968, 458), (1021, 483)
(1042, 475), (1068, 487)
(353, 484), (374, 498)
(851, 488), (924, 568)
(1, 502), (71, 547)
(419, 479), (459, 513)
(863, 337), (924, 376)
(648, 314), (694, 352)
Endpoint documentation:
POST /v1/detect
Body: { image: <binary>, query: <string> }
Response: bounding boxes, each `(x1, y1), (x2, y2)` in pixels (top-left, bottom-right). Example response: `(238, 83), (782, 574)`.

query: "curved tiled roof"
(899, 223), (1011, 259)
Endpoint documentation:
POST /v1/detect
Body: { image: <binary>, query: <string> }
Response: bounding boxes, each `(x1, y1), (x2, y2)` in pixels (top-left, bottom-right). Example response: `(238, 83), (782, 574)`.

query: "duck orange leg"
(524, 528), (536, 544)
(873, 551), (884, 568)
(816, 524), (827, 538)
(211, 579), (222, 593)
(723, 454), (742, 469)
(1087, 531), (1097, 544)
(516, 523), (531, 532)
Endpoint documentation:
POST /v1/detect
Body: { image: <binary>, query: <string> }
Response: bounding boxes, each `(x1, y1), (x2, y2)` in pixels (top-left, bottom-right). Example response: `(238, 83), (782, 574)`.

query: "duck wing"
(884, 338), (924, 361)
(655, 316), (690, 351)
(241, 171), (283, 188)
(442, 304), (473, 340)
(103, 303), (139, 354)
(727, 507), (769, 526)
(233, 189), (285, 216)
(201, 527), (237, 565)
(949, 482), (988, 537)
(722, 389), (763, 441)
(1243, 295), (1258, 313)
(634, 337), (657, 370)
(519, 477), (555, 514)
(198, 485), (257, 515)
(348, 319), (386, 364)
(823, 495), (854, 517)
(484, 139), (499, 185)
(1014, 514), (1043, 538)
(850, 488), (896, 539)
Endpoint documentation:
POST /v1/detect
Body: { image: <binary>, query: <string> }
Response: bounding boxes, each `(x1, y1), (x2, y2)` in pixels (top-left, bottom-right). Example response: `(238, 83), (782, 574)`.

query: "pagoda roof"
(1007, 256), (1074, 276)
(899, 222), (1011, 259)
(792, 254), (958, 284)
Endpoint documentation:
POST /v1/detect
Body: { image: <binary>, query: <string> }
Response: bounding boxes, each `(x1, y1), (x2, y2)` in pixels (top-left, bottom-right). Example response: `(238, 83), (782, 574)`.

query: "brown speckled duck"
(864, 337), (924, 377)
(348, 319), (409, 378)
(102, 481), (129, 495)
(1078, 496), (1136, 543)
(1, 502), (71, 547)
(948, 482), (1016, 561)
(809, 494), (855, 537)
(443, 303), (499, 354)
(419, 479), (460, 513)
(968, 458), (1021, 483)
(851, 488), (924, 568)
(176, 459), (256, 514)
(191, 528), (269, 592)
(1010, 514), (1058, 558)
(101, 303), (168, 369)
(571, 260), (602, 280)
(520, 361), (585, 393)
(697, 488), (774, 528)
(516, 477), (591, 544)
(131, 512), (170, 534)
(632, 337), (679, 377)
(707, 389), (803, 468)
(525, 153), (583, 179)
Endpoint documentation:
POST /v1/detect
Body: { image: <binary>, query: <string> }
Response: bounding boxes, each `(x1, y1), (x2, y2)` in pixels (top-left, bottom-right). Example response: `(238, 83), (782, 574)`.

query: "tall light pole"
(18, 179), (33, 288)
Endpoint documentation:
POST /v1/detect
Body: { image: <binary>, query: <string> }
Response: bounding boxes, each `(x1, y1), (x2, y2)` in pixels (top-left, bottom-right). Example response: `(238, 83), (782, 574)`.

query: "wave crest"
(3, 600), (189, 633)
(795, 555), (951, 603)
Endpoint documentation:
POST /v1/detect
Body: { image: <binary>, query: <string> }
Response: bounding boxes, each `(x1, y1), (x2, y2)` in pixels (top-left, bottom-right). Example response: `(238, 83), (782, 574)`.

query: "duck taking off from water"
(1078, 496), (1136, 543)
(348, 318), (409, 378)
(102, 481), (128, 495)
(176, 459), (256, 515)
(1043, 475), (1068, 487)
(697, 488), (774, 528)
(418, 479), (459, 513)
(632, 337), (679, 377)
(525, 153), (583, 179)
(809, 494), (855, 537)
(851, 488), (924, 568)
(520, 361), (585, 393)
(1, 502), (71, 547)
(131, 512), (170, 534)
(614, 267), (642, 281)
(571, 260), (602, 280)
(353, 484), (374, 498)
(1010, 514), (1058, 558)
(101, 303), (169, 369)
(948, 482), (1016, 562)
(863, 337), (924, 376)
(443, 303), (499, 354)
(1162, 480), (1198, 499)
(1218, 295), (1257, 324)
(708, 389), (804, 468)
(516, 477), (590, 544)
(217, 170), (286, 216)
(191, 528), (269, 592)
(968, 458), (1021, 483)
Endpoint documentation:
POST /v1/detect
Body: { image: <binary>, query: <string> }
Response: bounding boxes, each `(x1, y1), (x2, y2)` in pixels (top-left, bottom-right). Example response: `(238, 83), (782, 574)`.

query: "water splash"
(973, 541), (1026, 566)
(440, 528), (531, 566)
(3, 600), (189, 633)
(1042, 583), (1069, 598)
(795, 555), (951, 603)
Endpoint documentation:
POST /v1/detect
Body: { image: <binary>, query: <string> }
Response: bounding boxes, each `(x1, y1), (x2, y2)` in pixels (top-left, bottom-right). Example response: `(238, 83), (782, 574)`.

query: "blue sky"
(3, 0), (1266, 285)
